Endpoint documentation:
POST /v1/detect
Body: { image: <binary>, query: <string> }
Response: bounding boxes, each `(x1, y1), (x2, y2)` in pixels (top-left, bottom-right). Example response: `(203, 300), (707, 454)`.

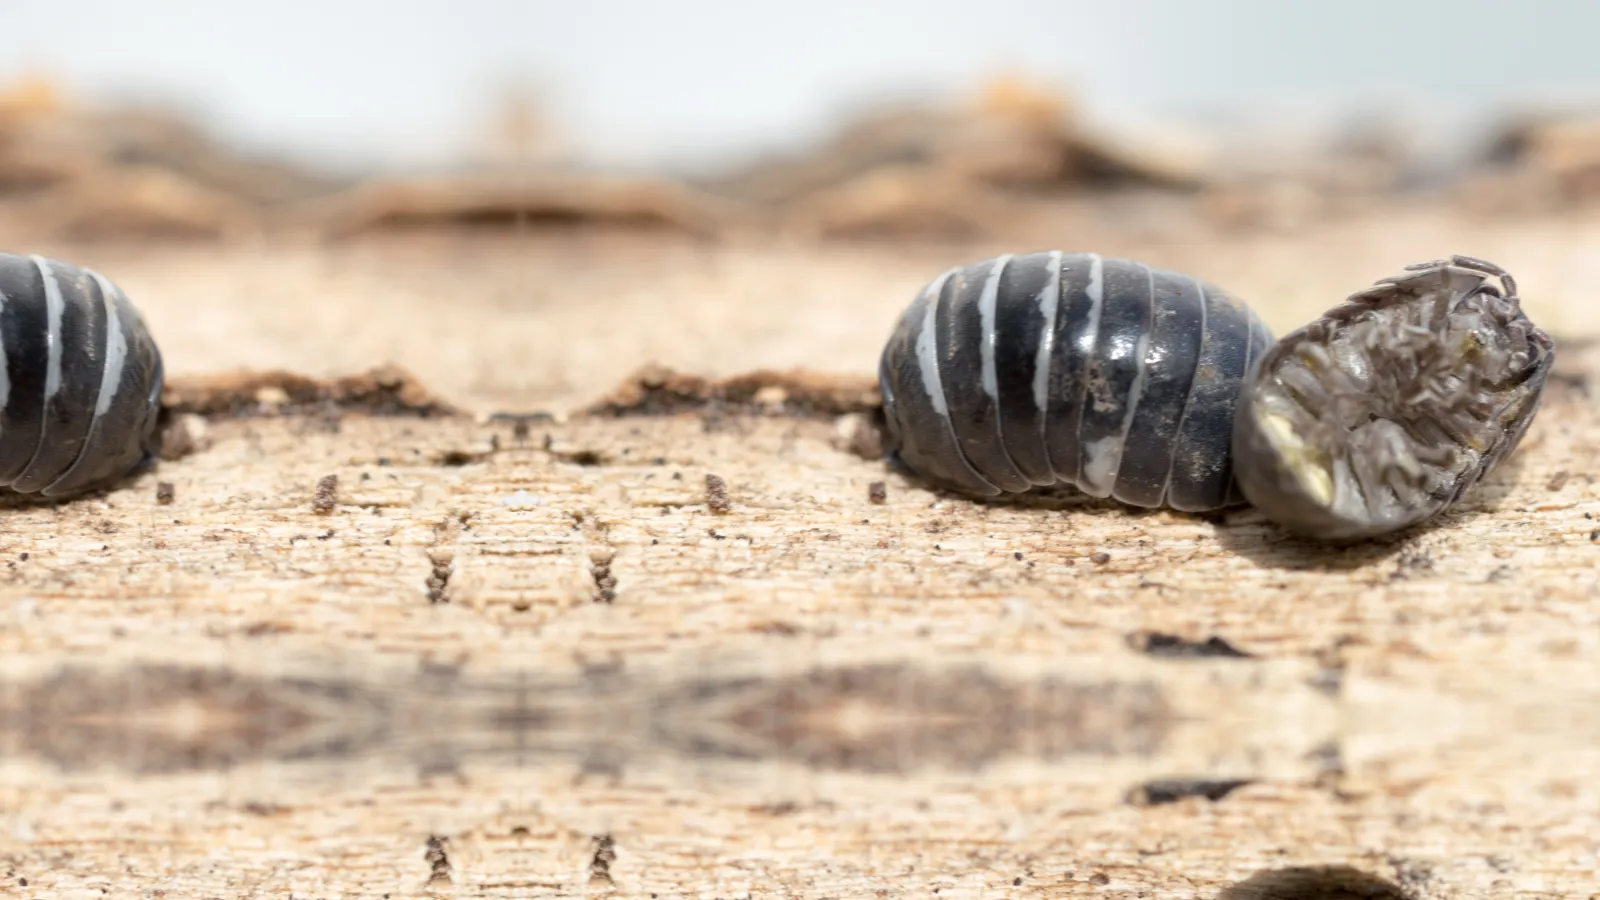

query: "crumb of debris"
(868, 481), (887, 504)
(424, 835), (452, 886)
(834, 411), (886, 460)
(1547, 470), (1570, 491)
(313, 475), (338, 513)
(590, 546), (617, 603)
(1090, 551), (1111, 565)
(706, 474), (732, 514)
(255, 385), (291, 409)
(753, 385), (788, 409)
(426, 549), (453, 604)
(158, 413), (211, 461)
(588, 834), (617, 886)
(155, 482), (175, 505)
(1391, 547), (1435, 580)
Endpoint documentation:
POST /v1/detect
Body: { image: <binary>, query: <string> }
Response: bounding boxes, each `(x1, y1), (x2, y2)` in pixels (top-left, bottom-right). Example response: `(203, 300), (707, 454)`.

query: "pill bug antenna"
(1407, 254), (1519, 301)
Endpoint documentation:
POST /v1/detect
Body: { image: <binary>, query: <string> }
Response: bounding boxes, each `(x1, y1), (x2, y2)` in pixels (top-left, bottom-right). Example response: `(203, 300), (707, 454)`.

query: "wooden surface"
(1, 199), (1599, 899)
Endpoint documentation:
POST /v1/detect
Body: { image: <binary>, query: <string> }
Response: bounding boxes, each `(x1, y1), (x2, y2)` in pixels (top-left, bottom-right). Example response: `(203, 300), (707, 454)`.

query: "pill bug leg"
(1232, 256), (1556, 542)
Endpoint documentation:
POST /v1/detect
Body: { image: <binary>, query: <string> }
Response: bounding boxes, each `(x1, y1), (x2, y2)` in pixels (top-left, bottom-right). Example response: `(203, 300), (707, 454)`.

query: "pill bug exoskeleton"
(877, 251), (1275, 511)
(1231, 255), (1555, 542)
(0, 252), (165, 499)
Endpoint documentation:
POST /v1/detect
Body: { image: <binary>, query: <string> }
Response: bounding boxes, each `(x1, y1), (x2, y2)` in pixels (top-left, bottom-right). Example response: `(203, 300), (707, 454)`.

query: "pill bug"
(1231, 255), (1555, 542)
(0, 252), (165, 499)
(877, 251), (1274, 511)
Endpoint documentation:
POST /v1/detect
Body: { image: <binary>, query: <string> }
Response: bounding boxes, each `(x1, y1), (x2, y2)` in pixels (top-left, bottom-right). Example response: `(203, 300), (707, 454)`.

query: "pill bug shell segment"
(877, 251), (1275, 512)
(0, 252), (166, 499)
(1231, 255), (1555, 542)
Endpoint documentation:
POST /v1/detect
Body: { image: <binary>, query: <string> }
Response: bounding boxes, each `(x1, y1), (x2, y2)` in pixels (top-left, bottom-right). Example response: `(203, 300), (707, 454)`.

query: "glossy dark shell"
(878, 251), (1274, 512)
(0, 252), (165, 499)
(1232, 256), (1555, 542)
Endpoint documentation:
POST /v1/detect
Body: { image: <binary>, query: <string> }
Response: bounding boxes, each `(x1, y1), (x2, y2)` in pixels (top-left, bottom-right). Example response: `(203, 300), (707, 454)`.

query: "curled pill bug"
(877, 251), (1274, 511)
(1231, 255), (1555, 542)
(0, 252), (165, 499)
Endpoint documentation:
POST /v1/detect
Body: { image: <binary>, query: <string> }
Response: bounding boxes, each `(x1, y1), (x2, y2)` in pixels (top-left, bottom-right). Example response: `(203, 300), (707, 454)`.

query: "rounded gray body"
(0, 252), (165, 499)
(877, 251), (1274, 512)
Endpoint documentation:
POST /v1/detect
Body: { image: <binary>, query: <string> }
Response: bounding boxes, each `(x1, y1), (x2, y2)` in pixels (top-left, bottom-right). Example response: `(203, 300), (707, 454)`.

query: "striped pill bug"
(1231, 255), (1555, 542)
(877, 251), (1275, 512)
(0, 252), (165, 499)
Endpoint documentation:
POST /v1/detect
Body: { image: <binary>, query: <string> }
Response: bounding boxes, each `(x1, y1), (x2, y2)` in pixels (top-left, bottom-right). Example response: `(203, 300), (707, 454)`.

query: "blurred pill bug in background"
(0, 252), (166, 499)
(879, 251), (1555, 543)
(877, 251), (1275, 513)
(1232, 255), (1555, 542)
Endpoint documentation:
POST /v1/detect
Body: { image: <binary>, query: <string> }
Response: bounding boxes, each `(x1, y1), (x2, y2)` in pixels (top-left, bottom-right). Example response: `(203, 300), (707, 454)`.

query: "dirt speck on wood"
(706, 473), (732, 514)
(312, 475), (338, 514)
(162, 364), (459, 419)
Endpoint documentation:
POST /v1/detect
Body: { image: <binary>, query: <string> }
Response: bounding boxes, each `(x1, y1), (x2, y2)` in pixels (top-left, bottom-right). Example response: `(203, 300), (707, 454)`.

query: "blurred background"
(3, 0), (1600, 409)
(5, 0), (1600, 177)
(6, 8), (1600, 900)
(5, 0), (1600, 176)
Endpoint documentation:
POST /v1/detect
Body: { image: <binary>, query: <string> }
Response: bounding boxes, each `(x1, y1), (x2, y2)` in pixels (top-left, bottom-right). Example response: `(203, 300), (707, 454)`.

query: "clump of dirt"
(162, 364), (460, 419)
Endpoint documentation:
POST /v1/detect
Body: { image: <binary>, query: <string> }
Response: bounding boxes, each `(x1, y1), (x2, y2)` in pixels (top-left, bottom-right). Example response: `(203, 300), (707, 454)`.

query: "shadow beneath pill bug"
(891, 471), (1131, 515)
(1212, 446), (1542, 573)
(909, 472), (1234, 522)
(1216, 866), (1414, 900)
(977, 487), (1130, 515)
(1446, 446), (1541, 517)
(0, 484), (131, 511)
(1210, 512), (1416, 573)
(0, 492), (60, 511)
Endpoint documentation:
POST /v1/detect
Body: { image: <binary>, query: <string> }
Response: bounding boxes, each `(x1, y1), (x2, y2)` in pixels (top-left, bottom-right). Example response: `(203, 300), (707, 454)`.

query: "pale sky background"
(2, 0), (1598, 176)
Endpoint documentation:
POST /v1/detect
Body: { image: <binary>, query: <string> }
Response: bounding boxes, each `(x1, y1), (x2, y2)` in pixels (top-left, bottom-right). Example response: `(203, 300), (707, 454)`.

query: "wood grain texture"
(1, 201), (1598, 899)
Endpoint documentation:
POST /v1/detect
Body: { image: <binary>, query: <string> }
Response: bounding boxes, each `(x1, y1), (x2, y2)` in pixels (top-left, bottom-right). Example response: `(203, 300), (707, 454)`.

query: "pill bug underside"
(880, 251), (1273, 512)
(1231, 257), (1555, 541)
(0, 253), (165, 499)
